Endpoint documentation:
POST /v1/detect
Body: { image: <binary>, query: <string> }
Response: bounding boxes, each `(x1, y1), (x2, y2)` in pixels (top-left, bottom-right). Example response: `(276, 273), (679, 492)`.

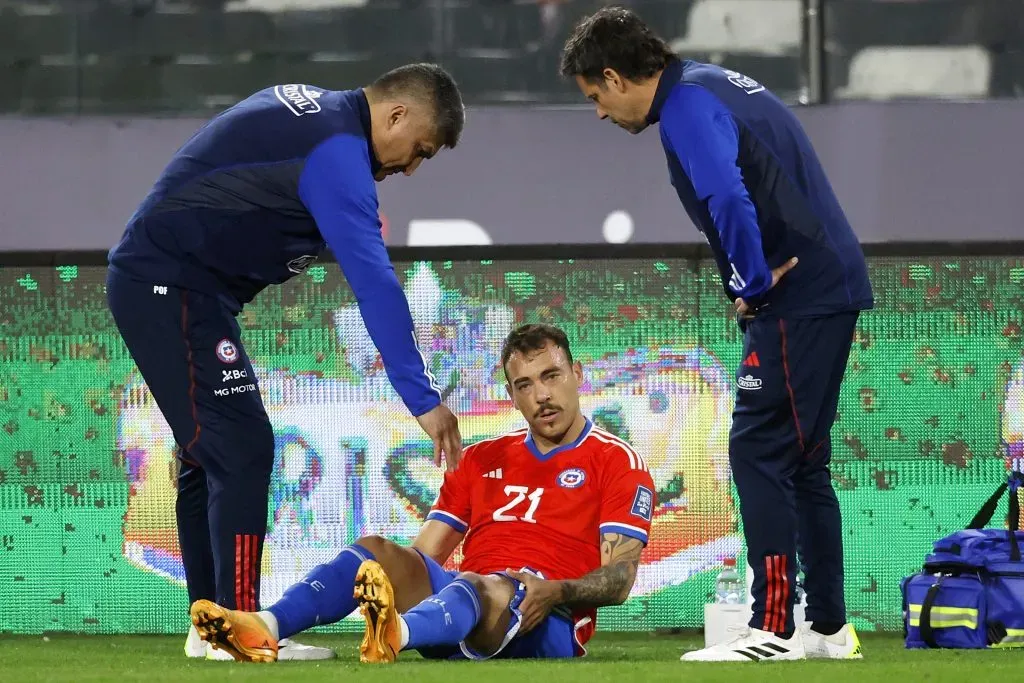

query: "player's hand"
(505, 570), (561, 635)
(734, 256), (799, 316)
(415, 404), (463, 470)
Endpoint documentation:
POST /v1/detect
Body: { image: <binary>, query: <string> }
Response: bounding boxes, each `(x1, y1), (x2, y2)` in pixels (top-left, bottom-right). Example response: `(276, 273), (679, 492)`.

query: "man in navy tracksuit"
(561, 8), (873, 662)
(106, 64), (465, 660)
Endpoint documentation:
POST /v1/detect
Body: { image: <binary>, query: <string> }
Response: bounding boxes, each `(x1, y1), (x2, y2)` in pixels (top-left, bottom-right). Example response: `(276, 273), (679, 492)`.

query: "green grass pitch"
(0, 632), (1019, 683)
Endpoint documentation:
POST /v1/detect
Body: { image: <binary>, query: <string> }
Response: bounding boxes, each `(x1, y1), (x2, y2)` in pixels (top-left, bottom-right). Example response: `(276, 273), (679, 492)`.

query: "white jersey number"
(492, 486), (545, 523)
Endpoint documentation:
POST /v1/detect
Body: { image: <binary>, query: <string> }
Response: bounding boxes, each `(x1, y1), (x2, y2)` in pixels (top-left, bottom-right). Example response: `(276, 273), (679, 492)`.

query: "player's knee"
(456, 572), (511, 609)
(354, 535), (427, 574)
(354, 534), (402, 559)
(455, 571), (485, 592)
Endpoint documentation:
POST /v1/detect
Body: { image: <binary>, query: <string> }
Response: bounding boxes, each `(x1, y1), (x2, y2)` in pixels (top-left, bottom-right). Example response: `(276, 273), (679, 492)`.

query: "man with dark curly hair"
(560, 6), (873, 663)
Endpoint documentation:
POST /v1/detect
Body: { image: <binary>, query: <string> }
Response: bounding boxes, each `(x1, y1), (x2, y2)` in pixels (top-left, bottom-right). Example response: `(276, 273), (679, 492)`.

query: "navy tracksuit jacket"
(648, 59), (874, 635)
(106, 85), (441, 611)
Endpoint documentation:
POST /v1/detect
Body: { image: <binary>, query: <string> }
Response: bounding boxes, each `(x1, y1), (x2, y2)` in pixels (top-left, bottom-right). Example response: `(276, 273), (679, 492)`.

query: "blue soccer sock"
(401, 578), (483, 650)
(265, 544), (376, 639)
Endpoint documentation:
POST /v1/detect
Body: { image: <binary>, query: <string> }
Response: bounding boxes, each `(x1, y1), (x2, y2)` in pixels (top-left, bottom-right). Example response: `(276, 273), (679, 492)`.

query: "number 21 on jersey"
(493, 486), (544, 523)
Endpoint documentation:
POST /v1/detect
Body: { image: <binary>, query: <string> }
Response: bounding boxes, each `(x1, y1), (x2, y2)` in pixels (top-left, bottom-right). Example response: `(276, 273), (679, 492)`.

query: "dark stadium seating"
(826, 0), (1024, 52)
(76, 10), (277, 60)
(0, 0), (1021, 113)
(447, 1), (542, 52)
(273, 7), (435, 57)
(0, 11), (77, 63)
(990, 49), (1024, 97)
(826, 0), (969, 51)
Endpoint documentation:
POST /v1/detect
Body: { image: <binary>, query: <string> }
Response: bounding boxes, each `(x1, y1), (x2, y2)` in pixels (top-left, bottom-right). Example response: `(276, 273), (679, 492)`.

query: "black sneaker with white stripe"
(680, 627), (806, 662)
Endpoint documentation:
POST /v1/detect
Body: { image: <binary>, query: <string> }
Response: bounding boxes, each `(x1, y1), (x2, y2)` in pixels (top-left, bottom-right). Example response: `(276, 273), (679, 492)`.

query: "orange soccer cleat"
(189, 599), (278, 663)
(353, 560), (402, 663)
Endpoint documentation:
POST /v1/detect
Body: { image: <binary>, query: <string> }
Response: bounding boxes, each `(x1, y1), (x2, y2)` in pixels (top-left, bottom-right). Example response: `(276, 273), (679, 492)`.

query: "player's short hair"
(370, 63), (465, 149)
(501, 324), (574, 381)
(559, 6), (677, 84)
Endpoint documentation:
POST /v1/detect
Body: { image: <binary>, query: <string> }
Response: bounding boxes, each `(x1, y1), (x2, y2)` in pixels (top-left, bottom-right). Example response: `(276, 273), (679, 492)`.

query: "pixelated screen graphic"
(0, 255), (1022, 635)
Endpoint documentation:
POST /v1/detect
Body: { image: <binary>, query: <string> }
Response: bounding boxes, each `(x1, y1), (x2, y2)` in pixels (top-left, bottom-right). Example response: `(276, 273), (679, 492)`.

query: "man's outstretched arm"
(298, 133), (462, 468)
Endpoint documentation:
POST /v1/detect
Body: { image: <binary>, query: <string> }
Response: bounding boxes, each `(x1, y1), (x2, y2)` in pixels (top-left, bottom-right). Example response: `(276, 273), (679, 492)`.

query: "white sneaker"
(205, 643), (236, 661)
(185, 625), (236, 660)
(276, 638), (337, 661)
(800, 623), (863, 659)
(184, 625), (207, 658)
(184, 625), (336, 661)
(681, 627), (806, 662)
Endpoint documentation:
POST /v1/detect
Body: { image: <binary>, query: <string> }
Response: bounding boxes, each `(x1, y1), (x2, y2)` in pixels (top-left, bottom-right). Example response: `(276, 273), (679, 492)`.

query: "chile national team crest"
(558, 468), (587, 489)
(216, 338), (239, 364)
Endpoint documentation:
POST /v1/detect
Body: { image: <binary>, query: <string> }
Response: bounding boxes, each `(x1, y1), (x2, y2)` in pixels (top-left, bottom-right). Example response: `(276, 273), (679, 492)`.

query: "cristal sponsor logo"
(738, 374), (762, 391)
(723, 68), (765, 95)
(214, 383), (256, 397)
(274, 84), (323, 117)
(222, 369), (248, 383)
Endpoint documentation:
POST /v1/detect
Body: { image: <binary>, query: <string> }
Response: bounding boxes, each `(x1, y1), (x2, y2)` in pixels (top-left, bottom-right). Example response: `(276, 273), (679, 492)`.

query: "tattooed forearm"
(558, 533), (644, 608)
(559, 561), (638, 607)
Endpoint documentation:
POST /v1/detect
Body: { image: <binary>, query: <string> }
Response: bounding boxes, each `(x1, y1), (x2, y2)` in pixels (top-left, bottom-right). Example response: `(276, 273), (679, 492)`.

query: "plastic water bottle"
(715, 558), (743, 604)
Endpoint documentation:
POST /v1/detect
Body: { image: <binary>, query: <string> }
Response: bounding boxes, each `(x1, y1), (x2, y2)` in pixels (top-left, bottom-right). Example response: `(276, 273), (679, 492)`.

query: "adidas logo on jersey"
(483, 468), (503, 479)
(743, 351), (760, 367)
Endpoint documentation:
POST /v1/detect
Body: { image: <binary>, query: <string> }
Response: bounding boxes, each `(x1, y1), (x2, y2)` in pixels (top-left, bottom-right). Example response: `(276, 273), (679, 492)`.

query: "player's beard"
(532, 404), (564, 437)
(532, 404), (585, 447)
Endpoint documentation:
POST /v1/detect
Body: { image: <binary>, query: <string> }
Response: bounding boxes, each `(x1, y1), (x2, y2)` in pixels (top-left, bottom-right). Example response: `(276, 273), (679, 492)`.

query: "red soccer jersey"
(426, 419), (656, 648)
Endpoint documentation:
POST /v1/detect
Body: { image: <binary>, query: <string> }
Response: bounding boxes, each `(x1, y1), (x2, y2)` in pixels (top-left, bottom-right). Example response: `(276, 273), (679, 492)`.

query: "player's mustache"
(535, 404), (560, 418)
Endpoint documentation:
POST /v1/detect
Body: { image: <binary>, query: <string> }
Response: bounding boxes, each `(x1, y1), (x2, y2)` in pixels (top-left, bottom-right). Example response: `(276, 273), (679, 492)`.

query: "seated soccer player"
(189, 323), (656, 662)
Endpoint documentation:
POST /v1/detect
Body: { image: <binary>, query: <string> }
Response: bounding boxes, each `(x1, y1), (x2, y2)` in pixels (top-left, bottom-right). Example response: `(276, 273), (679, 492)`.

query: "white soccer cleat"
(186, 624), (234, 660)
(205, 643), (236, 661)
(205, 638), (336, 661)
(680, 627), (806, 662)
(800, 622), (863, 659)
(185, 625), (207, 658)
(185, 625), (336, 661)
(276, 638), (337, 661)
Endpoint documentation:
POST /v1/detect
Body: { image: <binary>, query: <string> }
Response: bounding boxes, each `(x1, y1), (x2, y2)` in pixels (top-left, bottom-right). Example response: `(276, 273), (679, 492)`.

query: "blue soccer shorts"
(412, 549), (585, 660)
